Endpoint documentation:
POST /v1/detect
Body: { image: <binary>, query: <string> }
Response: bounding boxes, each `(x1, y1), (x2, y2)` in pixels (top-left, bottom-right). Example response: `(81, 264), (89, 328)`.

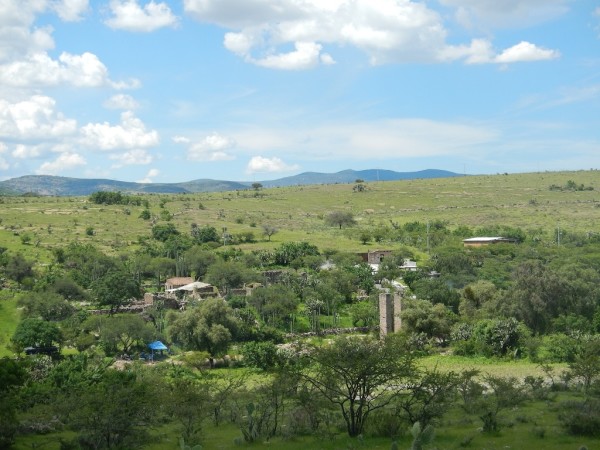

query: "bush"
(559, 399), (600, 436)
(240, 341), (280, 370)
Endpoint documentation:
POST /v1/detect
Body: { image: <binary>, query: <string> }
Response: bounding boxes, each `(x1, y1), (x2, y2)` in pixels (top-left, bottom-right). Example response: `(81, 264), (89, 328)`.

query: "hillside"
(0, 169), (460, 196)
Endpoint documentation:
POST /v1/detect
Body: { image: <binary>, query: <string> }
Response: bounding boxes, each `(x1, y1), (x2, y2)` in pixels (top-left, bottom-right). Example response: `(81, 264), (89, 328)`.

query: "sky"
(0, 0), (599, 183)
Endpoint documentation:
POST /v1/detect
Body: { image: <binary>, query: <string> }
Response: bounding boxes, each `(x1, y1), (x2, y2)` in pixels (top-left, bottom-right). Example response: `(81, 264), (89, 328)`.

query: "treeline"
(88, 191), (147, 206)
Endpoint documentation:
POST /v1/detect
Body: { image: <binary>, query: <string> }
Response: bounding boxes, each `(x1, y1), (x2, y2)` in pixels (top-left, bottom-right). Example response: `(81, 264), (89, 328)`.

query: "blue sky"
(0, 0), (599, 183)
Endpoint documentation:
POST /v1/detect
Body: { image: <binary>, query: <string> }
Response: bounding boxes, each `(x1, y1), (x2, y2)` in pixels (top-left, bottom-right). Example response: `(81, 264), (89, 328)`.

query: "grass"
(2, 170), (600, 260)
(419, 354), (568, 379)
(0, 291), (19, 356)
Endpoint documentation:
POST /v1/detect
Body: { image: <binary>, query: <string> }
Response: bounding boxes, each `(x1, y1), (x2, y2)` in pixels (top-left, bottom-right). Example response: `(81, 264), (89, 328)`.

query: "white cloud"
(232, 118), (497, 161)
(80, 111), (159, 150)
(138, 168), (159, 183)
(495, 41), (560, 63)
(109, 148), (154, 167)
(246, 156), (300, 174)
(51, 0), (89, 22)
(439, 0), (571, 29)
(105, 0), (178, 32)
(36, 152), (86, 174)
(0, 51), (140, 89)
(172, 135), (190, 144)
(0, 1), (54, 62)
(0, 95), (77, 140)
(103, 94), (140, 110)
(12, 144), (44, 159)
(179, 132), (236, 161)
(0, 157), (9, 171)
(0, 142), (7, 153)
(252, 42), (323, 70)
(185, 0), (557, 67)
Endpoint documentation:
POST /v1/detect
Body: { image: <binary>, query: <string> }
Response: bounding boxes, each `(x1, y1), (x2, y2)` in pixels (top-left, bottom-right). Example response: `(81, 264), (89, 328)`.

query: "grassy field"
(2, 170), (600, 262)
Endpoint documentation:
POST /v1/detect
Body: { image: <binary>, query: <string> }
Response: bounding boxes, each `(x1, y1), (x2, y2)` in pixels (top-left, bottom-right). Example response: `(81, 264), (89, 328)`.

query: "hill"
(0, 169), (461, 196)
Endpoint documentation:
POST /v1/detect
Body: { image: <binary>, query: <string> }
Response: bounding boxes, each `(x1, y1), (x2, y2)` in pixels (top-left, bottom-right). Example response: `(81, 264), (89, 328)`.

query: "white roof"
(463, 237), (506, 242)
(166, 281), (212, 293)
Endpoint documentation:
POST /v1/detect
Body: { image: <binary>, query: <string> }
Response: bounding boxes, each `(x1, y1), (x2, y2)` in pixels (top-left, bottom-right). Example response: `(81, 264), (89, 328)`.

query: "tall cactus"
(410, 422), (435, 450)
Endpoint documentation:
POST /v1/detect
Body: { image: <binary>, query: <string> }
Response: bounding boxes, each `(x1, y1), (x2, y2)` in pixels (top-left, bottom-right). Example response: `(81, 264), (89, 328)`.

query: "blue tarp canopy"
(148, 341), (168, 351)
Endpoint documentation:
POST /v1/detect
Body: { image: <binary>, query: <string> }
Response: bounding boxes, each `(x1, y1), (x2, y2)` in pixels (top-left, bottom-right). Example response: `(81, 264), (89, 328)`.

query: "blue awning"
(148, 341), (168, 351)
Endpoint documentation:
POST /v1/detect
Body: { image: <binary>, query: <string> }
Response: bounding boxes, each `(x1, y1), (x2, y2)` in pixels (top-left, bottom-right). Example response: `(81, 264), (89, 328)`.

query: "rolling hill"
(0, 169), (461, 196)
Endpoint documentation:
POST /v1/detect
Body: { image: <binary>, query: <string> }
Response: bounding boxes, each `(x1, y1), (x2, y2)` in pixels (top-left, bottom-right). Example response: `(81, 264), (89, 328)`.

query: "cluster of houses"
(139, 237), (513, 312)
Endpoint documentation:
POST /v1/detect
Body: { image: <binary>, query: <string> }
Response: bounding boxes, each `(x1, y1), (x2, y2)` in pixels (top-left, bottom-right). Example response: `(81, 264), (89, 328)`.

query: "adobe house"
(165, 277), (194, 291)
(358, 250), (393, 264)
(463, 237), (517, 248)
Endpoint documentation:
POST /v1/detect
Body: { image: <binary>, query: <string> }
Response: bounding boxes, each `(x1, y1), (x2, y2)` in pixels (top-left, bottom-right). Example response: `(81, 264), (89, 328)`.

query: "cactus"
(410, 422), (435, 450)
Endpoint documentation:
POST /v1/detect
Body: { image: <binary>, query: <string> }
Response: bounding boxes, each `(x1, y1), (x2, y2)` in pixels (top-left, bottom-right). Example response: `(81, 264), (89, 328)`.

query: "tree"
(401, 299), (457, 345)
(63, 370), (158, 448)
(165, 378), (211, 446)
(84, 315), (155, 355)
(191, 224), (219, 244)
(261, 224), (278, 242)
(295, 335), (415, 437)
(3, 253), (34, 284)
(248, 284), (299, 328)
(205, 260), (254, 295)
(17, 291), (75, 321)
(91, 270), (141, 314)
(324, 211), (356, 229)
(251, 182), (263, 191)
(168, 298), (240, 363)
(567, 340), (600, 394)
(11, 318), (62, 352)
(0, 358), (27, 448)
(395, 367), (460, 429)
(152, 223), (180, 242)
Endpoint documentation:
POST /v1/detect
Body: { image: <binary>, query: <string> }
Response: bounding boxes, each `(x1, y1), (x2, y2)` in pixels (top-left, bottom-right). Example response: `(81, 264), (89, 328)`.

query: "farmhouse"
(463, 237), (518, 247)
(165, 277), (195, 291)
(358, 250), (393, 264)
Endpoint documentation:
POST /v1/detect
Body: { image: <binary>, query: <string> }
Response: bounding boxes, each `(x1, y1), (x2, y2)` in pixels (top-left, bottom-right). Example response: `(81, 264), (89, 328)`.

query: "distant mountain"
(0, 169), (462, 196)
(259, 169), (461, 187)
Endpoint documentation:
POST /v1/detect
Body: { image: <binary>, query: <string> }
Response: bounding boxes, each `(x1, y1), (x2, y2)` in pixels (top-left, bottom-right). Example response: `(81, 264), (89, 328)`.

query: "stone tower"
(379, 292), (402, 338)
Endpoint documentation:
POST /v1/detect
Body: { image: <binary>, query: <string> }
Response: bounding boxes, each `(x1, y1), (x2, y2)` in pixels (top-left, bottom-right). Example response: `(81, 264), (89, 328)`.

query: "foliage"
(205, 260), (255, 294)
(324, 211), (356, 229)
(11, 318), (62, 353)
(240, 341), (281, 370)
(89, 191), (143, 206)
(295, 334), (416, 437)
(17, 291), (75, 322)
(62, 369), (158, 449)
(559, 399), (600, 437)
(90, 269), (141, 313)
(191, 224), (219, 244)
(152, 223), (180, 242)
(168, 298), (240, 360)
(84, 314), (155, 355)
(395, 368), (460, 430)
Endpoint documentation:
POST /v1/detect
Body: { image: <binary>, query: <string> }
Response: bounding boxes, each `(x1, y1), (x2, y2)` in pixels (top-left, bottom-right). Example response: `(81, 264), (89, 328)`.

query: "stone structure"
(379, 292), (402, 338)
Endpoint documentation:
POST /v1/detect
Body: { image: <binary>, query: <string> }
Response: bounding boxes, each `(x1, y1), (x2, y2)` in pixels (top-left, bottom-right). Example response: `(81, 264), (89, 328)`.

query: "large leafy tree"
(247, 284), (299, 328)
(168, 298), (240, 362)
(205, 260), (254, 295)
(324, 211), (356, 230)
(295, 335), (415, 437)
(11, 318), (62, 352)
(91, 270), (141, 314)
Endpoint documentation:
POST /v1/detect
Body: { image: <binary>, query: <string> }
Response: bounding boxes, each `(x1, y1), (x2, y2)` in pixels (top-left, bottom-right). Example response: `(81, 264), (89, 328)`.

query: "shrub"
(559, 399), (600, 436)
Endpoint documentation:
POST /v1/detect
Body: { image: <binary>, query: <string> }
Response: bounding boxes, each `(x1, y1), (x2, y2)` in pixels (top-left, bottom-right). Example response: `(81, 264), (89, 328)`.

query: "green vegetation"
(2, 170), (600, 449)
